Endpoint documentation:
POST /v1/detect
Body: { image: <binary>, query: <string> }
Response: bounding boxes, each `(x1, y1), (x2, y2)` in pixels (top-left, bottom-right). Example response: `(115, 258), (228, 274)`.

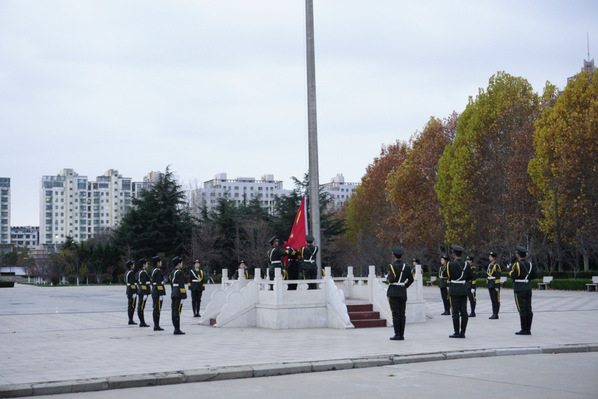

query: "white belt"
(271, 261), (281, 264)
(390, 282), (405, 286)
(487, 276), (496, 280)
(126, 284), (131, 286)
(173, 284), (180, 286)
(191, 279), (200, 282)
(515, 279), (529, 283)
(304, 260), (315, 263)
(451, 280), (466, 284)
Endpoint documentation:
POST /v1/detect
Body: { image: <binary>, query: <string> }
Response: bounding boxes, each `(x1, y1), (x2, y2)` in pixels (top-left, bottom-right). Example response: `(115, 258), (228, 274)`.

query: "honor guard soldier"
(125, 260), (137, 325)
(170, 256), (187, 335)
(438, 255), (451, 315)
(300, 235), (319, 289)
(189, 260), (208, 318)
(447, 245), (473, 338)
(466, 256), (477, 317)
(286, 244), (300, 290)
(487, 251), (501, 319)
(386, 246), (414, 340)
(150, 256), (166, 331)
(232, 260), (250, 280)
(267, 236), (289, 281)
(510, 245), (537, 335)
(136, 258), (151, 327)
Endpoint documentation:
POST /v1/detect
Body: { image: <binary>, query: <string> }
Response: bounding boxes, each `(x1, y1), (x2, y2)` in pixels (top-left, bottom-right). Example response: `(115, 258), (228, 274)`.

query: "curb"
(1, 343), (596, 397)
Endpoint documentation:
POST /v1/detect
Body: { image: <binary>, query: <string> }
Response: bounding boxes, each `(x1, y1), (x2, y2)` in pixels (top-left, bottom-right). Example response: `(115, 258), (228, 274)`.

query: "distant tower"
(567, 34), (595, 83)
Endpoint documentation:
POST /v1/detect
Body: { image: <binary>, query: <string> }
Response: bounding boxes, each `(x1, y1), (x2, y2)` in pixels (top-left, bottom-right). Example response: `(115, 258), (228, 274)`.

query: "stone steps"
(347, 304), (387, 328)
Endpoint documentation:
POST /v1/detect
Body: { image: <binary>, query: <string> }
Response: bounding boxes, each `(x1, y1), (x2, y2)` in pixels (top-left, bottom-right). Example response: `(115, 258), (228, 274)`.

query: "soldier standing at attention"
(125, 260), (137, 325)
(136, 258), (151, 328)
(300, 235), (318, 289)
(466, 255), (477, 317)
(387, 246), (414, 341)
(267, 236), (287, 281)
(487, 251), (501, 319)
(447, 245), (473, 338)
(438, 255), (451, 315)
(189, 260), (207, 318)
(170, 256), (187, 335)
(510, 245), (537, 335)
(150, 256), (166, 331)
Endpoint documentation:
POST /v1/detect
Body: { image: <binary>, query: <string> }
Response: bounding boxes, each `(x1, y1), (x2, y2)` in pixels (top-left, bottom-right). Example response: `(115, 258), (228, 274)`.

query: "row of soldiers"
(125, 256), (209, 335)
(386, 244), (537, 340)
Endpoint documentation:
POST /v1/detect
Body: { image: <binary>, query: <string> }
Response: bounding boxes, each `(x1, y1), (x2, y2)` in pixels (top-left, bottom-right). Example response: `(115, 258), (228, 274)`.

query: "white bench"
(586, 276), (598, 292)
(426, 276), (437, 286)
(537, 276), (553, 290)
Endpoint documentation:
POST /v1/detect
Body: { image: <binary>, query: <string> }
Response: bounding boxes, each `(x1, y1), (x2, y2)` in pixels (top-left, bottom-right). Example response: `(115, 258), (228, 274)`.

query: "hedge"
(0, 281), (15, 288)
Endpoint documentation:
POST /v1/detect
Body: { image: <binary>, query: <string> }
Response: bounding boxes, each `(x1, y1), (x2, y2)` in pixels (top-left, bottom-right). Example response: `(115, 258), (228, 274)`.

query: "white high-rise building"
(322, 174), (359, 208)
(0, 177), (10, 244)
(39, 169), (142, 244)
(195, 173), (290, 213)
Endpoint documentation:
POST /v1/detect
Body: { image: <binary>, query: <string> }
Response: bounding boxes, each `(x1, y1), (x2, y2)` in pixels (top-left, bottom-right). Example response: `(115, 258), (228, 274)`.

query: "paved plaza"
(1, 283), (598, 397)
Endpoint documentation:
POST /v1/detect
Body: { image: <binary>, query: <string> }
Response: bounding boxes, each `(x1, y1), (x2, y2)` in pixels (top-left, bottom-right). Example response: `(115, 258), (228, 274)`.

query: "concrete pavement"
(1, 283), (597, 397)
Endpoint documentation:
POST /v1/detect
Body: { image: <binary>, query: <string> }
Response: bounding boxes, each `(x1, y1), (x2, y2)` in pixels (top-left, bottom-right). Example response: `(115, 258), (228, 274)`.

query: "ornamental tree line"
(346, 70), (598, 273)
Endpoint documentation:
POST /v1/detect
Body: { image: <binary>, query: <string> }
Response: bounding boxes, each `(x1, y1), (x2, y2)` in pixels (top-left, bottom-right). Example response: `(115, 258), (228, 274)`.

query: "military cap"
(451, 245), (464, 252)
(516, 245), (528, 254)
(172, 256), (182, 265)
(441, 255), (450, 262)
(489, 251), (498, 258)
(268, 235), (278, 244)
(152, 256), (161, 263)
(193, 259), (200, 264)
(138, 258), (147, 264)
(392, 246), (404, 256)
(412, 258), (420, 263)
(125, 260), (134, 267)
(466, 255), (474, 261)
(305, 235), (314, 243)
(239, 259), (246, 265)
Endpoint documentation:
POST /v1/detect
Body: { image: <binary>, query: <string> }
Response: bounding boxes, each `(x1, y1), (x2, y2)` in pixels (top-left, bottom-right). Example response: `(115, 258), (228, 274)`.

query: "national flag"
(287, 196), (307, 251)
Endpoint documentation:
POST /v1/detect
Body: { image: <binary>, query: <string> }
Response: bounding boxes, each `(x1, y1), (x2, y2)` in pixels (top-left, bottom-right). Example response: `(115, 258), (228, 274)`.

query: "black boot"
(489, 302), (498, 319)
(173, 319), (185, 335)
(449, 318), (461, 338)
(468, 302), (476, 317)
(153, 313), (163, 331)
(460, 317), (468, 338)
(516, 315), (527, 335)
(526, 314), (533, 335)
(390, 318), (403, 340)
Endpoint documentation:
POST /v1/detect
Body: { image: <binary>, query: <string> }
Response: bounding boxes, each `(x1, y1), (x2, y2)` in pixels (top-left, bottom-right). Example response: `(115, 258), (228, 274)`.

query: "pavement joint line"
(1, 342), (597, 398)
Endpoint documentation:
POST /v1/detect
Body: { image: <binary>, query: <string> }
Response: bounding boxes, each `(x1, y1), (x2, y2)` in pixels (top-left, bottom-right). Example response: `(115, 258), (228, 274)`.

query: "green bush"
(549, 279), (592, 290)
(0, 281), (15, 288)
(0, 272), (16, 276)
(67, 276), (77, 285)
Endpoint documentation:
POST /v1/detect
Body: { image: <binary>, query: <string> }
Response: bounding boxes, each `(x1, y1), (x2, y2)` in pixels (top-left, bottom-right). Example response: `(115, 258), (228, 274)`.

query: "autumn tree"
(386, 114), (457, 265)
(345, 141), (408, 266)
(529, 71), (598, 271)
(435, 72), (541, 255)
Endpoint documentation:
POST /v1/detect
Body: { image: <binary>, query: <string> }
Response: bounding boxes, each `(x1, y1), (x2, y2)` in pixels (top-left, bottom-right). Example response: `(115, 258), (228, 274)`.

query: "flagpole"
(305, 0), (322, 278)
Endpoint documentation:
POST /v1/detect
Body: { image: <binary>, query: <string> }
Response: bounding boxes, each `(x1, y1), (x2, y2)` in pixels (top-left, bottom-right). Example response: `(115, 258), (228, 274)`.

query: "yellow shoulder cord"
(390, 264), (396, 279)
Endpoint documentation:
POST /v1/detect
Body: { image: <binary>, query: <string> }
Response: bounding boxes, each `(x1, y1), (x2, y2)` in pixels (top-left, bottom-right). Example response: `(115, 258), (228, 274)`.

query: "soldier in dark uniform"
(267, 236), (291, 281)
(136, 258), (151, 328)
(170, 256), (187, 335)
(300, 235), (318, 289)
(447, 245), (473, 338)
(510, 245), (537, 335)
(125, 260), (137, 325)
(438, 255), (451, 315)
(150, 256), (166, 331)
(386, 246), (414, 340)
(286, 245), (301, 290)
(466, 255), (477, 317)
(487, 251), (501, 319)
(189, 260), (208, 317)
(232, 260), (251, 280)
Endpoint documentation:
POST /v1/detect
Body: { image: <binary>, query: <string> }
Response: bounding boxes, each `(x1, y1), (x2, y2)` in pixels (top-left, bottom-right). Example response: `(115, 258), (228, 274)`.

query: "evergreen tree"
(114, 167), (193, 261)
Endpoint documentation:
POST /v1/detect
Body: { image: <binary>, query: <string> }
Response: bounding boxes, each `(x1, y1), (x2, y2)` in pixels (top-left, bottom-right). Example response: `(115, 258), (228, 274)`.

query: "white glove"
(471, 289), (475, 293)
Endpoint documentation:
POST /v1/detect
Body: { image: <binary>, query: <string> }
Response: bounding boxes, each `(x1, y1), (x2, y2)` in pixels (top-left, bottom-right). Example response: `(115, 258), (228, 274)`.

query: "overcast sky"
(1, 0), (597, 226)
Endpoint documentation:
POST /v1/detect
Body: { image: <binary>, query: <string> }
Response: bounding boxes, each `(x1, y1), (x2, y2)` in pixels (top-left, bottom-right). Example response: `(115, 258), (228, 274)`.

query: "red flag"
(287, 196), (307, 250)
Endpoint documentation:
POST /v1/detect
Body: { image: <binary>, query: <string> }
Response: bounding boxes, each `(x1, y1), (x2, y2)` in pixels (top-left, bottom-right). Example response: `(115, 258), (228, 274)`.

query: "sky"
(1, 0), (597, 226)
